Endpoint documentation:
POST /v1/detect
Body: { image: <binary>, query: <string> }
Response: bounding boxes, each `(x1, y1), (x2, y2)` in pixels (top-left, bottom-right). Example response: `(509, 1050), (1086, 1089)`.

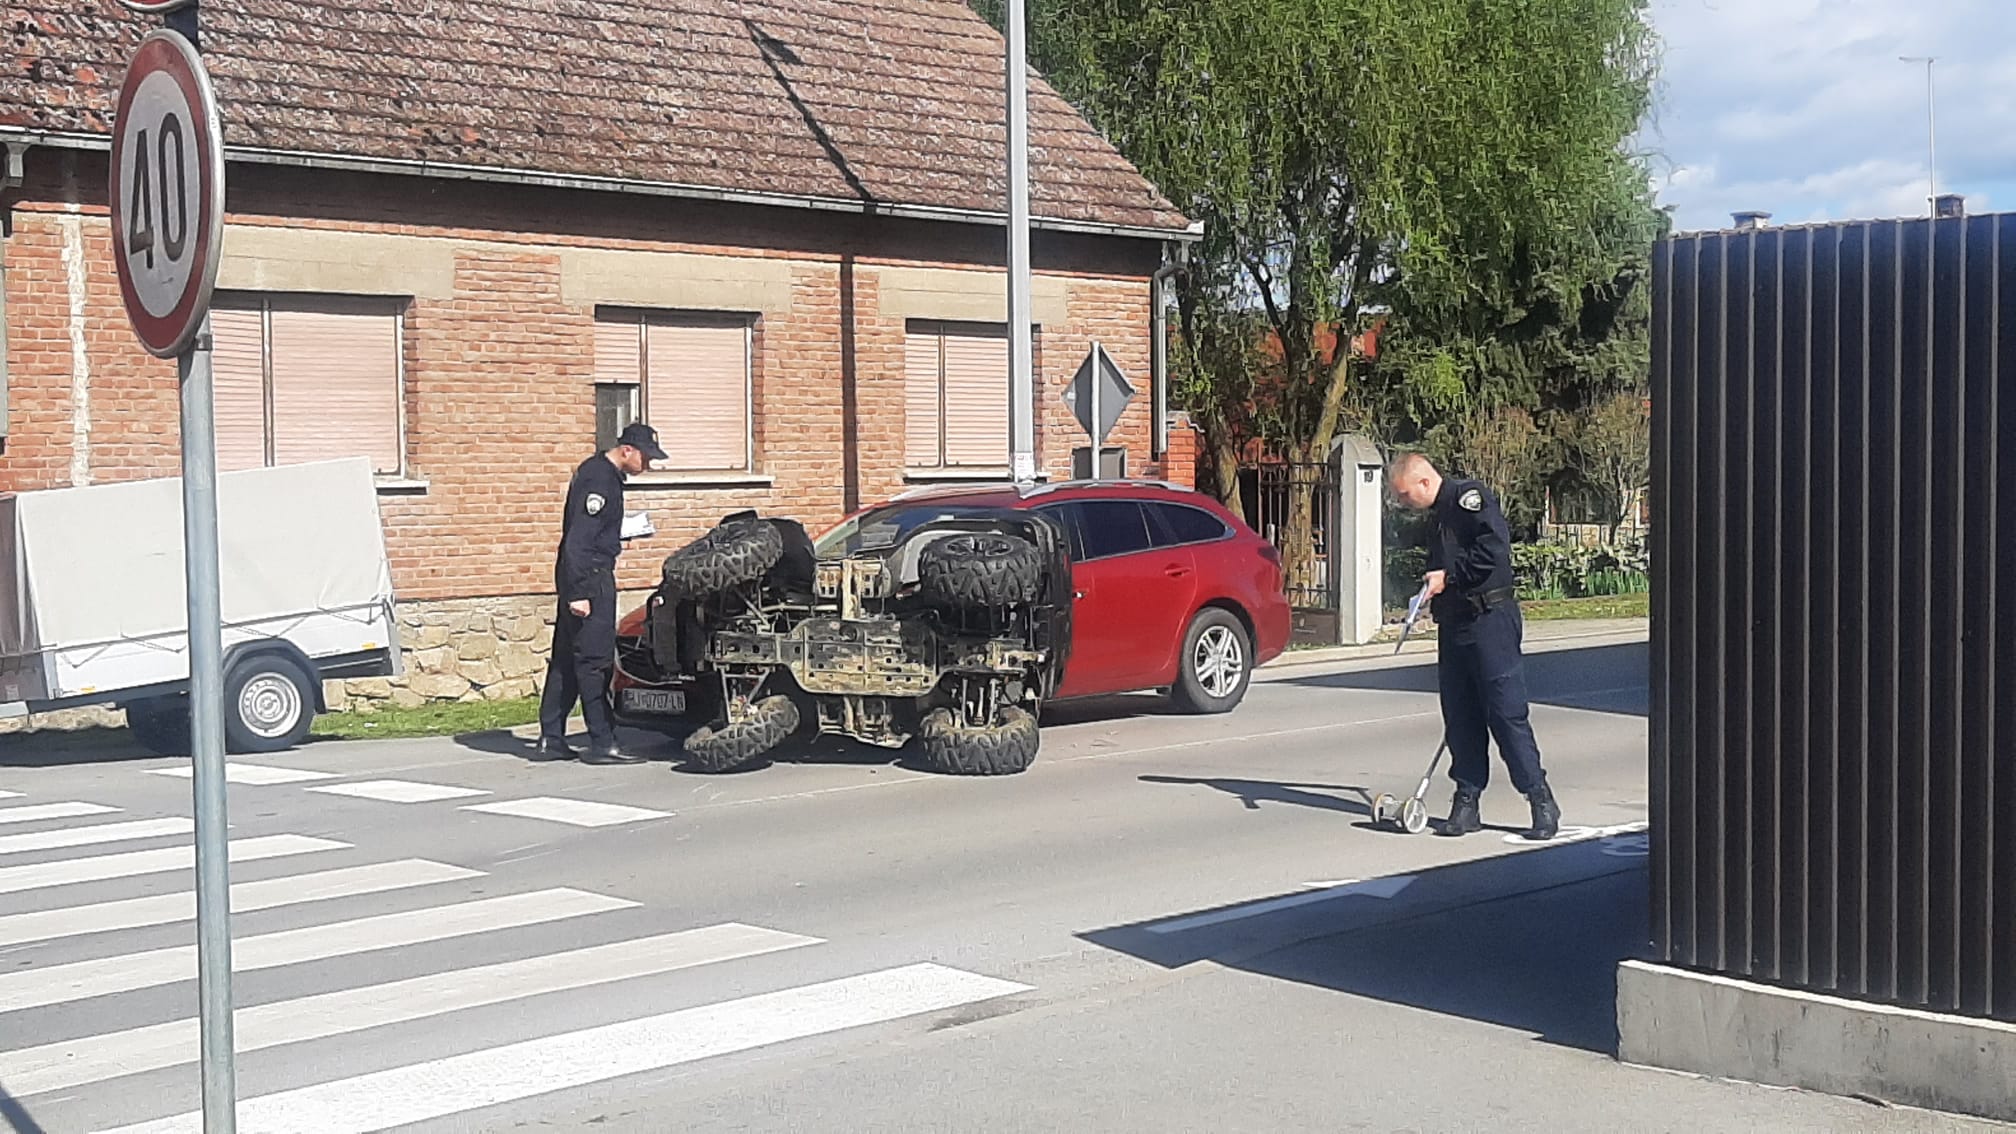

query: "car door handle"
(1164, 564), (1191, 578)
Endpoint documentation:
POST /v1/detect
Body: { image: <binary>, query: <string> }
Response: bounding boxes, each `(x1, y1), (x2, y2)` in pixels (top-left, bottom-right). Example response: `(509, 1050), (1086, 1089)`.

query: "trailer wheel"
(225, 654), (317, 754)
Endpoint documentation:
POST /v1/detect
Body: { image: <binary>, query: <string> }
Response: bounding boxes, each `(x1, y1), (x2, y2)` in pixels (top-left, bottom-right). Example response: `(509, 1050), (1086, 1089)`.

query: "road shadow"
(1140, 774), (1374, 817)
(0, 1082), (49, 1134)
(0, 727), (151, 769)
(1081, 830), (1652, 1054)
(451, 723), (688, 765)
(1039, 693), (1183, 728)
(1281, 641), (1648, 718)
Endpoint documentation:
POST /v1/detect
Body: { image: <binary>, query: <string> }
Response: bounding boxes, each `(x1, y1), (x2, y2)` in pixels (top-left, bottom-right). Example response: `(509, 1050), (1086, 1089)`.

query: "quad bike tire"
(682, 694), (800, 774)
(918, 532), (1043, 609)
(662, 517), (785, 597)
(916, 705), (1039, 776)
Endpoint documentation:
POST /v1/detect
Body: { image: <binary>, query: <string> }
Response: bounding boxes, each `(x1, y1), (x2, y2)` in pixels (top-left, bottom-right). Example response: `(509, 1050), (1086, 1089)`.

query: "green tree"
(972, 0), (1657, 590)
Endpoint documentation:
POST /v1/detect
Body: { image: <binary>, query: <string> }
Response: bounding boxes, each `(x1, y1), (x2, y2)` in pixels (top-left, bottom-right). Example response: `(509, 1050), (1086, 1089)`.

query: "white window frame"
(594, 307), (758, 476)
(211, 290), (410, 480)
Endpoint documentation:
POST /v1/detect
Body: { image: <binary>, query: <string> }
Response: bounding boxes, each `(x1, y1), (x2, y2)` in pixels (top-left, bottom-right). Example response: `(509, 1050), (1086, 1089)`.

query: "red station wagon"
(612, 479), (1290, 726)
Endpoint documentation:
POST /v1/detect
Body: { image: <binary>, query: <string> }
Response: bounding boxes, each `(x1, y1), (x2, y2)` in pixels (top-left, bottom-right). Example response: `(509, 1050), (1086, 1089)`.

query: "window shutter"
(592, 316), (642, 386)
(904, 331), (943, 467)
(209, 306), (267, 473)
(645, 317), (749, 472)
(268, 301), (403, 474)
(940, 331), (1008, 467)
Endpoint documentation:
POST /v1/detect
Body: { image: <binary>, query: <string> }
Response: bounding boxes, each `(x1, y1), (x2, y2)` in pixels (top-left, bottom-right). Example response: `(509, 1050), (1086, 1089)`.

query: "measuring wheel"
(1370, 792), (1402, 829)
(1399, 797), (1430, 835)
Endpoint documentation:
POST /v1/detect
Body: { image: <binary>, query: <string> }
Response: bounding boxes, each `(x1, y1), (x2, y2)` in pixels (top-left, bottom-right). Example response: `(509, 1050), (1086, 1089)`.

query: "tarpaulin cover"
(0, 458), (394, 657)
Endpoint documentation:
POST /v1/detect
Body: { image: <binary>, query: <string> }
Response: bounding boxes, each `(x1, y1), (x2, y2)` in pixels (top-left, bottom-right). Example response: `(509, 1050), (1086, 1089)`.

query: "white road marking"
(0, 888), (635, 1013)
(0, 801), (119, 825)
(102, 962), (1032, 1134)
(1499, 819), (1650, 847)
(4, 922), (822, 1097)
(0, 859), (480, 949)
(0, 835), (345, 896)
(306, 780), (490, 803)
(1146, 875), (1416, 935)
(0, 791), (20, 799)
(150, 764), (336, 785)
(463, 797), (672, 827)
(0, 817), (193, 857)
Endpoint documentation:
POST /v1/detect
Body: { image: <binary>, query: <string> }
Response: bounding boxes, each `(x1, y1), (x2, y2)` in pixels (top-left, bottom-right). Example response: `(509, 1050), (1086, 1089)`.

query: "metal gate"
(1651, 212), (2016, 1022)
(1241, 460), (1341, 644)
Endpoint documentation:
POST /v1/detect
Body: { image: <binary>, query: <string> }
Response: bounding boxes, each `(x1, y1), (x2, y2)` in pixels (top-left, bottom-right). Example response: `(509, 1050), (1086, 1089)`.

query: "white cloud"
(1643, 0), (2016, 229)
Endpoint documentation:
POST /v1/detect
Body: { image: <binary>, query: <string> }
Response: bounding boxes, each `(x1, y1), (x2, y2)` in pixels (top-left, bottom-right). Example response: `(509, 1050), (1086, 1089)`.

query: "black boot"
(1439, 787), (1482, 837)
(1525, 780), (1561, 841)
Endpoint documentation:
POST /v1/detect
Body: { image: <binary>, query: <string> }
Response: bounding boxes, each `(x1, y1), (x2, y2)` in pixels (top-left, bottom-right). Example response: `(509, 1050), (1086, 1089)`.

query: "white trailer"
(0, 457), (402, 753)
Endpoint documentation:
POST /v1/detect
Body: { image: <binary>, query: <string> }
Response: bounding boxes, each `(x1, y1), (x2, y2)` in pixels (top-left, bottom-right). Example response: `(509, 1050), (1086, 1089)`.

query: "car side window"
(1070, 500), (1155, 561)
(1146, 502), (1231, 547)
(1035, 503), (1086, 562)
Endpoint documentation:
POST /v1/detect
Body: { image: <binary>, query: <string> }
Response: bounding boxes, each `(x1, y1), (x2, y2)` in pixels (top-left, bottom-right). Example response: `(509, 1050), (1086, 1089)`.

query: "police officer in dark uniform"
(535, 422), (668, 764)
(1388, 453), (1560, 841)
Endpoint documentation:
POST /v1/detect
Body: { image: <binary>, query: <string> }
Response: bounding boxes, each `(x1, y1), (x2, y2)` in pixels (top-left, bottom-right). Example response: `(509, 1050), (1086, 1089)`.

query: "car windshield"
(813, 503), (995, 557)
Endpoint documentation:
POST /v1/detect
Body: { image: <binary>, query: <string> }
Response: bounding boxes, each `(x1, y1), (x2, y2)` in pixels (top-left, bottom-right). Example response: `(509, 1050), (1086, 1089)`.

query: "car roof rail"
(1014, 478), (1196, 498)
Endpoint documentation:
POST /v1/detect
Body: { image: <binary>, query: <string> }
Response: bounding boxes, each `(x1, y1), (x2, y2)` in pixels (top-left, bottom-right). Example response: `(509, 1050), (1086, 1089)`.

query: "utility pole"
(1006, 0), (1036, 483)
(1901, 56), (1936, 216)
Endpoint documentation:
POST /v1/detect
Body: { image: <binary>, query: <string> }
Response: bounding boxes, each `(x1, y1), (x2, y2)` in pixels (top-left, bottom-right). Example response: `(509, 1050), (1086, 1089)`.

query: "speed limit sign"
(109, 28), (225, 359)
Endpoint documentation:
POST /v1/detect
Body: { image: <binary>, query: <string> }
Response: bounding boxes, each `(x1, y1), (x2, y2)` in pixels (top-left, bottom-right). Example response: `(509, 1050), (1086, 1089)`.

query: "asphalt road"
(0, 628), (2002, 1132)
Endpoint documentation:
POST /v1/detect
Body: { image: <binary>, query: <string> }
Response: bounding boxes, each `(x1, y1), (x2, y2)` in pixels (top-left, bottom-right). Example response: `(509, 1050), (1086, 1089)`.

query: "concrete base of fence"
(1615, 960), (2016, 1123)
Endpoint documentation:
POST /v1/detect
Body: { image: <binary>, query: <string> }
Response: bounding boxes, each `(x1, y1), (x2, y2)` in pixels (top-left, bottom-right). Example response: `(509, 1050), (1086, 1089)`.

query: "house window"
(905, 321), (1015, 471)
(210, 294), (406, 476)
(594, 309), (754, 473)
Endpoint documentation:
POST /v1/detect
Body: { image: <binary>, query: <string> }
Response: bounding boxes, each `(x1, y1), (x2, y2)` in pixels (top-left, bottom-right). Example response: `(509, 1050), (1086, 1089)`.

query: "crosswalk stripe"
(0, 859), (481, 949)
(0, 887), (637, 1013)
(0, 817), (192, 856)
(0, 791), (20, 799)
(3, 922), (821, 1097)
(102, 962), (1032, 1134)
(307, 780), (489, 803)
(0, 801), (120, 825)
(0, 835), (345, 896)
(150, 764), (336, 785)
(463, 797), (671, 827)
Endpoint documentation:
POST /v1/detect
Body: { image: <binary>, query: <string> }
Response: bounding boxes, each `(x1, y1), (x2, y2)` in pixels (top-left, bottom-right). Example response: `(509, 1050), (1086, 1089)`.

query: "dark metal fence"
(1650, 212), (2016, 1022)
(1242, 460), (1339, 611)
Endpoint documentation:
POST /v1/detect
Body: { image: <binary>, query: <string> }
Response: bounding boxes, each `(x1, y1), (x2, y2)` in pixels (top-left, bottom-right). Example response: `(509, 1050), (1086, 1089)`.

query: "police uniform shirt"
(556, 455), (626, 604)
(1426, 477), (1515, 615)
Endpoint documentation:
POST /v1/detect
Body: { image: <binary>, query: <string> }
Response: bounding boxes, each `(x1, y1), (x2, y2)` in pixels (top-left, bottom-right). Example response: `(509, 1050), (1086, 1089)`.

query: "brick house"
(0, 1), (1197, 711)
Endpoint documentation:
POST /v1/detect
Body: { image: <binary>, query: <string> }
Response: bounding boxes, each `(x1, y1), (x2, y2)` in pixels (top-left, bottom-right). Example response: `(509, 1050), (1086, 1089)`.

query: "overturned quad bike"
(630, 508), (1073, 776)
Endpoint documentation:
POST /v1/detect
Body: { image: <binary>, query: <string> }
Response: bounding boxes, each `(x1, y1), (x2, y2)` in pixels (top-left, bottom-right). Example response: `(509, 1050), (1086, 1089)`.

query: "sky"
(1642, 0), (2016, 232)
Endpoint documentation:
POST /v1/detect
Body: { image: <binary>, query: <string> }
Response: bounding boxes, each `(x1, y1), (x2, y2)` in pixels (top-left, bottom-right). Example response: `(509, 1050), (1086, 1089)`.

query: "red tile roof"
(4, 0), (1192, 235)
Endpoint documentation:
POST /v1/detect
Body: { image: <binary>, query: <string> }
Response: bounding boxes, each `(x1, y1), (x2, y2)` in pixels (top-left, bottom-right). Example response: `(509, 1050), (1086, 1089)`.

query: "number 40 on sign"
(108, 27), (225, 360)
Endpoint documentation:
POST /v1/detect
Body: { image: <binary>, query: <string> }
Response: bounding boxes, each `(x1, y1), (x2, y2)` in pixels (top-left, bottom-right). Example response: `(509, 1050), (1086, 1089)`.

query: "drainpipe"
(0, 142), (24, 443)
(1150, 240), (1186, 460)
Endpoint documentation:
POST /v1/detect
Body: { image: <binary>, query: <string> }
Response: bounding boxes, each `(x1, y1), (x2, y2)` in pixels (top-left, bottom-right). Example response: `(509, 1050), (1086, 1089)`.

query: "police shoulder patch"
(1458, 488), (1483, 512)
(585, 493), (605, 516)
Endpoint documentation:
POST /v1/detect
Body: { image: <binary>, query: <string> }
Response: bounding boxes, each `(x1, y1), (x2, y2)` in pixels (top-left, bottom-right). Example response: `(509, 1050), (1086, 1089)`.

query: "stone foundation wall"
(327, 591), (653, 712)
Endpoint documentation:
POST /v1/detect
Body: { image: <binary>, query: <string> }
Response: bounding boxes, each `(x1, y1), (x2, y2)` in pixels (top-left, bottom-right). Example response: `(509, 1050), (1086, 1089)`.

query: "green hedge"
(1385, 536), (1648, 606)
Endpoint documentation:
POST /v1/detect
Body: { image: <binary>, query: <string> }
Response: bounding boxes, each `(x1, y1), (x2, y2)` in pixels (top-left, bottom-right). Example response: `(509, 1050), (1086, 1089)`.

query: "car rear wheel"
(1170, 608), (1252, 714)
(224, 654), (317, 753)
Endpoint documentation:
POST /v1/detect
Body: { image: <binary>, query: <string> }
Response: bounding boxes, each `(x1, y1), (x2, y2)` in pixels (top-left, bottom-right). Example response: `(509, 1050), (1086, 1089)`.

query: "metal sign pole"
(1088, 340), (1100, 475)
(113, 1), (237, 1125)
(1005, 0), (1036, 482)
(180, 314), (235, 1132)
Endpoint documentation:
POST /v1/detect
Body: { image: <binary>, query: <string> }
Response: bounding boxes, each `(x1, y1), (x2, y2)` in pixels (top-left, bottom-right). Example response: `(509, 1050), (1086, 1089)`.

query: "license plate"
(621, 688), (686, 715)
